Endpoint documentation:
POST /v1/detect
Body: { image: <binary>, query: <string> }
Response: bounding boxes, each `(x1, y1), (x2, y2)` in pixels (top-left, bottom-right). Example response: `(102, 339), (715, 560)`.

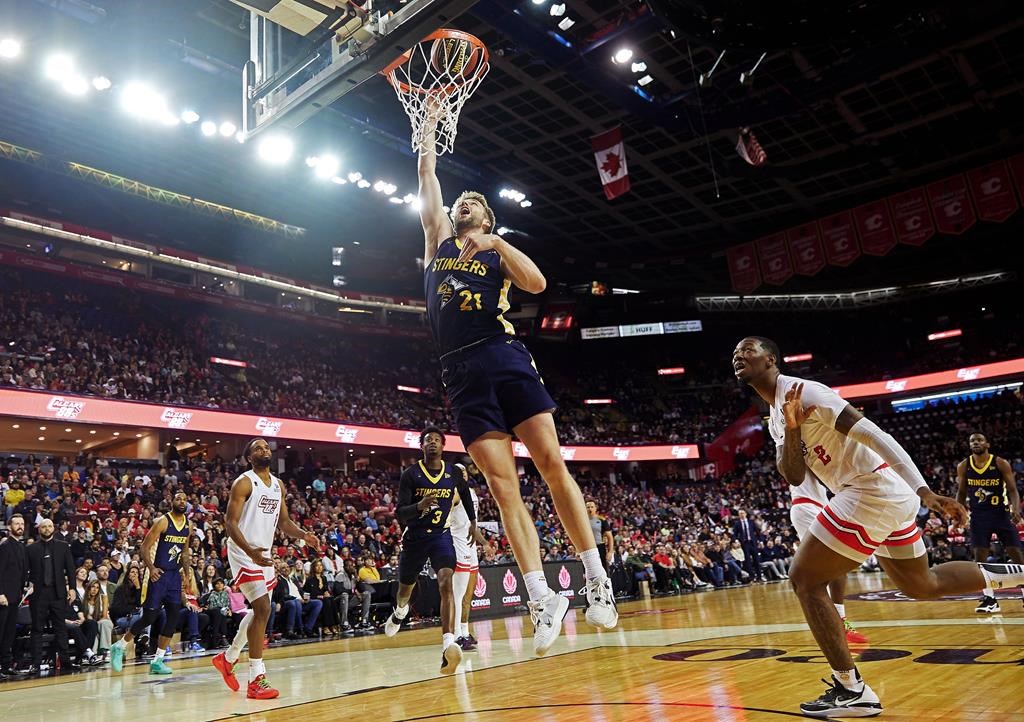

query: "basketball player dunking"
(110, 491), (192, 675)
(417, 107), (617, 655)
(956, 432), (1023, 613)
(211, 438), (319, 700)
(384, 427), (474, 674)
(733, 336), (1024, 718)
(449, 461), (487, 651)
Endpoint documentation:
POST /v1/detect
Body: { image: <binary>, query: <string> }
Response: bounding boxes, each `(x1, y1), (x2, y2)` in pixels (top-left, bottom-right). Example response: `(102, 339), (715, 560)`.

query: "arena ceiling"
(0, 0), (1022, 296)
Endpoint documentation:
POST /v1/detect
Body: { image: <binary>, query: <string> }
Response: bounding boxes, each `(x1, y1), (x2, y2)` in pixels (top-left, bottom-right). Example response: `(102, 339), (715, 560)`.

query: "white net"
(384, 32), (490, 157)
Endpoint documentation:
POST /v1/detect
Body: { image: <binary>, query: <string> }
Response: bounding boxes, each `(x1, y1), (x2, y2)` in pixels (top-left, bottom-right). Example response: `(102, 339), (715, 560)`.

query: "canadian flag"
(591, 127), (630, 200)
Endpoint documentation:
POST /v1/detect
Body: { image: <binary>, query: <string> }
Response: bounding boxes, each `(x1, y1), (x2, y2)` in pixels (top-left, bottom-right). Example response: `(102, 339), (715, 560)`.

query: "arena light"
(347, 171), (362, 183)
(584, 398), (615, 405)
(200, 120), (217, 136)
(180, 109), (200, 124)
(209, 356), (248, 368)
(402, 193), (417, 204)
(784, 353), (813, 363)
(91, 75), (111, 91)
(356, 179), (371, 189)
(520, 200), (533, 208)
(550, 3), (565, 16)
(631, 61), (647, 73)
(558, 17), (575, 31)
(411, 197), (423, 211)
(531, 0), (546, 4)
(657, 367), (686, 376)
(120, 83), (168, 121)
(61, 75), (90, 96)
(330, 176), (346, 185)
(637, 74), (654, 86)
(313, 155), (339, 179)
(257, 134), (293, 165)
(43, 53), (74, 81)
(219, 121), (237, 137)
(928, 329), (962, 341)
(496, 226), (511, 235)
(0, 38), (21, 60)
(612, 48), (634, 64)
(388, 196), (404, 204)
(397, 385), (423, 393)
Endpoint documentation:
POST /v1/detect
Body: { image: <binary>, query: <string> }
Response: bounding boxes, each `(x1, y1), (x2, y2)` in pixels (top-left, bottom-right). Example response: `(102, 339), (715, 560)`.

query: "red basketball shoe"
(247, 673), (280, 700)
(211, 652), (239, 692)
(844, 618), (869, 645)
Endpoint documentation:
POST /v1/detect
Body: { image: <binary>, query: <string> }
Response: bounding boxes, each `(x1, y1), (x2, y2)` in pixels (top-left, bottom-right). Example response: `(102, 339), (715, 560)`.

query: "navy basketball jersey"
(154, 514), (189, 571)
(424, 237), (514, 357)
(965, 455), (1008, 514)
(400, 461), (459, 537)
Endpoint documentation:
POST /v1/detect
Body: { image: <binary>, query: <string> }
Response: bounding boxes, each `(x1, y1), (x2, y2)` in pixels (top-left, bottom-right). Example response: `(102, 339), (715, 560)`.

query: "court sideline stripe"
(393, 701), (807, 720)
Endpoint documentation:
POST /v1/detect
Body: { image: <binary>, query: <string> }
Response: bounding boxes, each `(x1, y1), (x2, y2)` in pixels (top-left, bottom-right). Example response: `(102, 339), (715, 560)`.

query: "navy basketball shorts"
(970, 513), (1021, 549)
(398, 532), (457, 585)
(441, 336), (556, 447)
(143, 568), (183, 611)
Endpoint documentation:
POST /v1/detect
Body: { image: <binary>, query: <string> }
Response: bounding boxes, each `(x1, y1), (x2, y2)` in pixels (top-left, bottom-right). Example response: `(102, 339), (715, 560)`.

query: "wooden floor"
(2, 573), (1023, 721)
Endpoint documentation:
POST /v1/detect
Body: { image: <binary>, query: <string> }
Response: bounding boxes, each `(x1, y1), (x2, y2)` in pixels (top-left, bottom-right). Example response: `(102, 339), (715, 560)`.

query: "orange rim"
(381, 28), (489, 96)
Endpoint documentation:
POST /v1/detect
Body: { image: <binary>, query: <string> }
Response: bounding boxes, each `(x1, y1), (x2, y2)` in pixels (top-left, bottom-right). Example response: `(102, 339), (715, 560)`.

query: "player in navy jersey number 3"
(384, 427), (474, 674)
(417, 105), (617, 656)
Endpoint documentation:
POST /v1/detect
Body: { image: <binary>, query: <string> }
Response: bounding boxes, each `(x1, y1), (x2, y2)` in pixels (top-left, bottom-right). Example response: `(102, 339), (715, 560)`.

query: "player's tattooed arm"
(777, 429), (806, 486)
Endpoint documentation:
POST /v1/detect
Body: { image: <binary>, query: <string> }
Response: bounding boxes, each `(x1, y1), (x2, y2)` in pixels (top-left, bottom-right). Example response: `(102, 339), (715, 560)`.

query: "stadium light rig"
(612, 48), (633, 64)
(0, 38), (21, 59)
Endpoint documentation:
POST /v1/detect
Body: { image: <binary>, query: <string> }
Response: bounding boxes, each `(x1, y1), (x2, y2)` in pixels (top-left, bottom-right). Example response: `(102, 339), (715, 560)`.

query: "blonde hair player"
(733, 336), (1024, 718)
(211, 438), (320, 700)
(417, 101), (618, 656)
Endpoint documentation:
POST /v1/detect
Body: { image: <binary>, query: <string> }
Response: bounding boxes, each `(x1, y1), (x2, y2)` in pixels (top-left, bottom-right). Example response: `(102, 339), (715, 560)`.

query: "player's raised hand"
(457, 228), (499, 264)
(920, 489), (969, 527)
(247, 546), (274, 567)
(782, 382), (817, 429)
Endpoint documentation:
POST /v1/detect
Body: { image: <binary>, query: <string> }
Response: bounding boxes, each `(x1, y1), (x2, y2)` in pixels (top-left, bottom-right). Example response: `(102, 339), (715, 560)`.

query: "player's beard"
(252, 456), (271, 470)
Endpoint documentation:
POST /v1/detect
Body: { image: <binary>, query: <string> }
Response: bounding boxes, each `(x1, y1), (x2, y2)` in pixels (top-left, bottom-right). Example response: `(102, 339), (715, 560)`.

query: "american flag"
(736, 127), (767, 166)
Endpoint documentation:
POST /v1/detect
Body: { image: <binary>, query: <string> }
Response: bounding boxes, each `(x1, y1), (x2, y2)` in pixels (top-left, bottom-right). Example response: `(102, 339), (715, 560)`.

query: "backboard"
(234, 0), (480, 140)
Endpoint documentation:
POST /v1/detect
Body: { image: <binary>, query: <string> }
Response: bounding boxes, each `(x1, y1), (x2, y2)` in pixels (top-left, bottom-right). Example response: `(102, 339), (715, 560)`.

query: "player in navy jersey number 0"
(417, 101), (617, 656)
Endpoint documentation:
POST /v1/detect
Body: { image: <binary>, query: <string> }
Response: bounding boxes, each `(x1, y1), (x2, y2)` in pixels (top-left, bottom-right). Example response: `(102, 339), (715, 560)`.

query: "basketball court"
(2, 576), (1021, 721)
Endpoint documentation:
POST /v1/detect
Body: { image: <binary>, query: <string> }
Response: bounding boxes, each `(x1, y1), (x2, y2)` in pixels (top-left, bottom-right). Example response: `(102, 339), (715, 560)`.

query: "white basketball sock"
(523, 571), (549, 602)
(226, 610), (254, 664)
(452, 571), (470, 633)
(834, 603), (846, 619)
(982, 587), (995, 599)
(442, 632), (456, 651)
(393, 603), (410, 620)
(832, 667), (863, 692)
(579, 548), (606, 582)
(249, 657), (265, 682)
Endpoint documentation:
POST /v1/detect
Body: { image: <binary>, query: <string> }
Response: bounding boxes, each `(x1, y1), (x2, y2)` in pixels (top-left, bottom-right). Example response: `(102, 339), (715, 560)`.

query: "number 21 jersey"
(424, 237), (515, 357)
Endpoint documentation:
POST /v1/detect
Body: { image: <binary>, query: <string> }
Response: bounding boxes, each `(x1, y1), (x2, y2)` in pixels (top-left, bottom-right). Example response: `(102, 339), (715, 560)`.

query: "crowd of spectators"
(4, 267), (1023, 447)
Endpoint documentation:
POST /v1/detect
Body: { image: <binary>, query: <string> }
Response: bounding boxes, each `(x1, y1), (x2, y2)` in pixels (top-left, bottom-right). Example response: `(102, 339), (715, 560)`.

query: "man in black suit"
(26, 517), (77, 672)
(0, 513), (29, 678)
(732, 510), (762, 582)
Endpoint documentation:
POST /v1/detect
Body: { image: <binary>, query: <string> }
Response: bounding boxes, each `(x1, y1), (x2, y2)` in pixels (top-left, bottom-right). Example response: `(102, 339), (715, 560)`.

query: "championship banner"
(967, 161), (1018, 223)
(755, 232), (792, 285)
(889, 187), (934, 246)
(786, 222), (826, 276)
(819, 211), (860, 267)
(0, 387), (700, 463)
(704, 406), (764, 475)
(591, 127), (630, 200)
(926, 174), (976, 235)
(852, 199), (897, 256)
(726, 242), (760, 293)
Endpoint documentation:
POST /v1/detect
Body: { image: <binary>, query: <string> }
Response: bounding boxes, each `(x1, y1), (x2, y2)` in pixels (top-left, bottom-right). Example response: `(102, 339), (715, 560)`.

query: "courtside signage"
(0, 388), (700, 463)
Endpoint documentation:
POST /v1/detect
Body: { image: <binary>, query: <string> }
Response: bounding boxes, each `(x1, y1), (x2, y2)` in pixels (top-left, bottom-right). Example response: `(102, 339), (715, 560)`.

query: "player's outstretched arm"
(418, 101), (452, 264)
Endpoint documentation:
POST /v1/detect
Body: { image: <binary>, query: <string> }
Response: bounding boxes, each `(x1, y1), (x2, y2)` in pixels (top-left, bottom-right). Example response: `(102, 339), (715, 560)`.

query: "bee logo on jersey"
(437, 274), (468, 308)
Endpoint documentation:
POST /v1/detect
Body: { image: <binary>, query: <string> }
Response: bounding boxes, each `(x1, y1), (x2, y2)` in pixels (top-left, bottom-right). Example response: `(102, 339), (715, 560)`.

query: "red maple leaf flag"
(591, 127), (630, 200)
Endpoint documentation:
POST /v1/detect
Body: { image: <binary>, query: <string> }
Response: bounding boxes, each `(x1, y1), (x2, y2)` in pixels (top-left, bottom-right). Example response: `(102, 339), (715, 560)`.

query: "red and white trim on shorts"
(454, 562), (478, 573)
(792, 497), (824, 508)
(815, 506), (882, 556)
(881, 523), (922, 547)
(232, 567), (265, 587)
(266, 576), (278, 591)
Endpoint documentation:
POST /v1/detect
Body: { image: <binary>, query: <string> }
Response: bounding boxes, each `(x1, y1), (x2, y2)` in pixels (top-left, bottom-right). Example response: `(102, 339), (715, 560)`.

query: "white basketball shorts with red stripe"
(808, 468), (926, 562)
(227, 543), (278, 602)
(452, 532), (479, 574)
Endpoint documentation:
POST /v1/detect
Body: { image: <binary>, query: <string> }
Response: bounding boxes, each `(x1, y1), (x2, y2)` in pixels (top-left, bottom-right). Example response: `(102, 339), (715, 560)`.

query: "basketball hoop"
(382, 29), (489, 156)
